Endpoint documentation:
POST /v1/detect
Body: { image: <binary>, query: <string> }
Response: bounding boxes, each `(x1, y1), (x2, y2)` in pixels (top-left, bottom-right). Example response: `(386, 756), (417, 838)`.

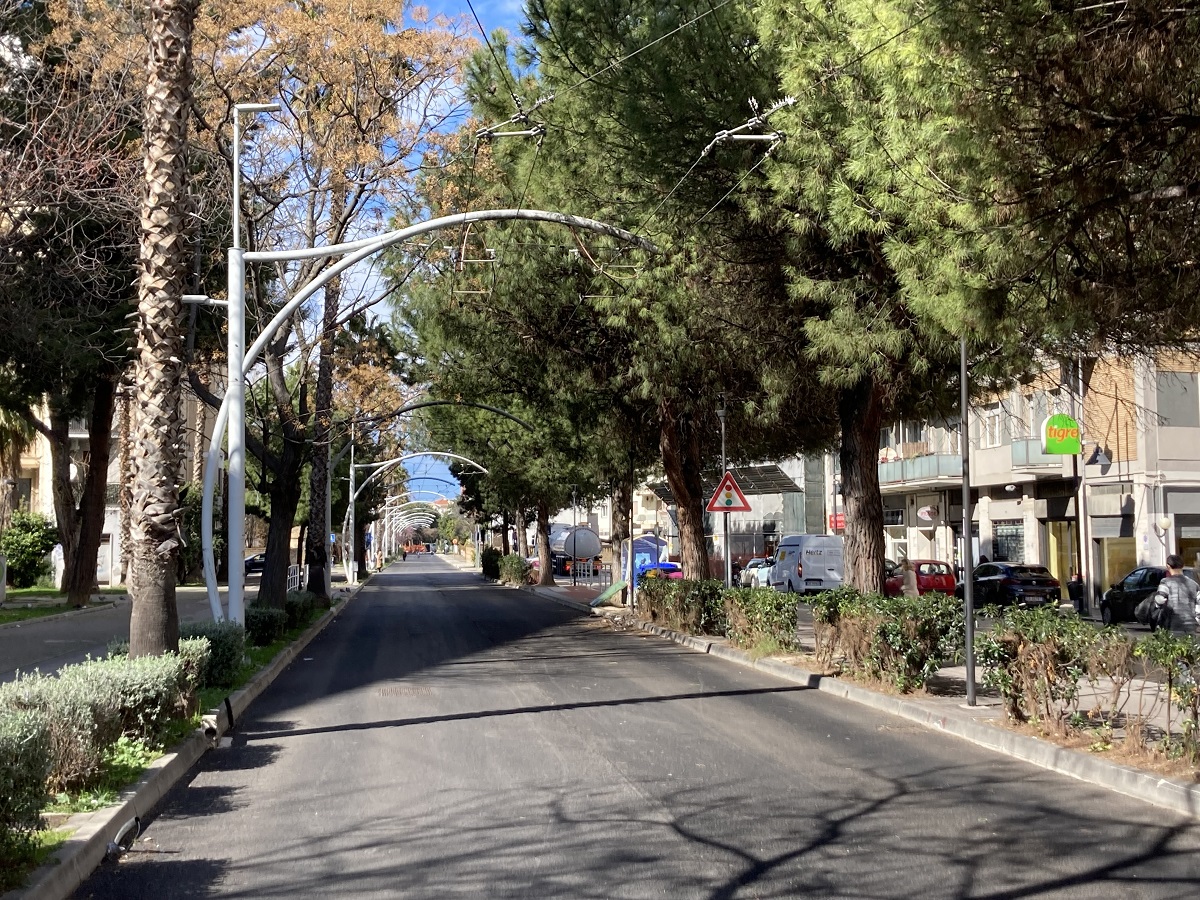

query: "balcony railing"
(1010, 439), (1061, 468)
(878, 453), (962, 484)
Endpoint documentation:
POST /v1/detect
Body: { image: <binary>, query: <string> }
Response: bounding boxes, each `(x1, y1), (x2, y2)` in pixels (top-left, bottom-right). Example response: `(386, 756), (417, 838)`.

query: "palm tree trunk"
(128, 0), (199, 657)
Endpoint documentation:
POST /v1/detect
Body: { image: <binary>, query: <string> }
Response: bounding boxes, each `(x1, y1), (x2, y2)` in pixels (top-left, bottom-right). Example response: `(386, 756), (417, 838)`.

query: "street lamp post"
(960, 337), (977, 706)
(227, 101), (279, 626)
(717, 400), (730, 588)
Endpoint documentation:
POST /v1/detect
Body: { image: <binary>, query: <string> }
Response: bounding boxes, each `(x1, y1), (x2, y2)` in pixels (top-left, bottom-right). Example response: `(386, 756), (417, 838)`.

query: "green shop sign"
(1041, 413), (1082, 455)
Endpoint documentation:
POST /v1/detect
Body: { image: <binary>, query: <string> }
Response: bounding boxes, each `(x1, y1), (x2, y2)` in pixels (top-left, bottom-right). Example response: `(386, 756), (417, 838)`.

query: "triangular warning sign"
(706, 470), (752, 513)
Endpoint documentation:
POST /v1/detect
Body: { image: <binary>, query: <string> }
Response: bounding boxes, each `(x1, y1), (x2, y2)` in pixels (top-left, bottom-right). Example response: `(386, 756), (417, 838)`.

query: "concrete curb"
(0, 602), (118, 632)
(8, 583), (365, 900)
(524, 588), (1200, 821)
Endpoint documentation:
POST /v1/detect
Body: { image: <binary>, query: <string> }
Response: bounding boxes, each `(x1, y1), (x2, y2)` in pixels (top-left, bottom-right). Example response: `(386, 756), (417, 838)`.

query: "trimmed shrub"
(498, 553), (530, 586)
(808, 587), (963, 693)
(0, 510), (59, 588)
(636, 578), (727, 636)
(0, 654), (187, 792)
(976, 604), (1096, 726)
(0, 709), (51, 871)
(180, 621), (246, 688)
(480, 546), (501, 580)
(244, 606), (287, 647)
(284, 590), (320, 630)
(176, 637), (212, 695)
(725, 588), (799, 652)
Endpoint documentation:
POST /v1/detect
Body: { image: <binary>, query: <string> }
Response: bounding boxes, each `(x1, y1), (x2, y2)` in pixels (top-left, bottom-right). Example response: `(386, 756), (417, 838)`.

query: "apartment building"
(866, 355), (1200, 602)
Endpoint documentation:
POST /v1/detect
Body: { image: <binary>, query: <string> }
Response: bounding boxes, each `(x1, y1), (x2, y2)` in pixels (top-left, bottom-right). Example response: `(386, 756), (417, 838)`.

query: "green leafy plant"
(244, 606), (287, 647)
(0, 709), (51, 878)
(0, 511), (59, 588)
(636, 578), (726, 636)
(725, 588), (799, 652)
(975, 605), (1096, 727)
(497, 553), (530, 586)
(480, 546), (502, 580)
(179, 621), (245, 688)
(1134, 629), (1200, 762)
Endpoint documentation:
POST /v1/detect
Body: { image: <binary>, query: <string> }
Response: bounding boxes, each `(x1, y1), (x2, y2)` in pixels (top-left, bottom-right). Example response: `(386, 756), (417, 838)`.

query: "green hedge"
(724, 588), (800, 652)
(498, 554), (530, 585)
(637, 578), (727, 636)
(245, 606), (287, 647)
(179, 621), (246, 688)
(480, 546), (502, 580)
(805, 587), (964, 692)
(0, 709), (50, 872)
(0, 654), (188, 793)
(284, 591), (321, 630)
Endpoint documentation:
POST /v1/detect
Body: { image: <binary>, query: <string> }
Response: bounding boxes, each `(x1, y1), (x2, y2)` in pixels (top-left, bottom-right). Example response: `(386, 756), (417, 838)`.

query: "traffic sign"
(706, 471), (752, 513)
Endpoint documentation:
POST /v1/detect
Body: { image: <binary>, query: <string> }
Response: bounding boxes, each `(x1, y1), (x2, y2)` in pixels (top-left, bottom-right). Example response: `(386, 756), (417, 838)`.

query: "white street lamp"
(227, 101), (279, 625)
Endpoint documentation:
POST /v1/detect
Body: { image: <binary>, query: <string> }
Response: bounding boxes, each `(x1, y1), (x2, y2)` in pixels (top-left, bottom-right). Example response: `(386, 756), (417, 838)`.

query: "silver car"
(740, 557), (770, 587)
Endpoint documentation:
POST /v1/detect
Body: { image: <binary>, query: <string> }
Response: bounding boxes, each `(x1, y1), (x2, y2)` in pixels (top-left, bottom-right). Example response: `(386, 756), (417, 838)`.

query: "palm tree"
(0, 406), (33, 533)
(128, 0), (199, 657)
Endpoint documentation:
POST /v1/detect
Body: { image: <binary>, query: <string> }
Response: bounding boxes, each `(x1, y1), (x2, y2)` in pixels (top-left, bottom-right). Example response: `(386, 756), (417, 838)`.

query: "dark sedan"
(244, 553), (266, 575)
(956, 562), (1061, 608)
(1099, 566), (1198, 626)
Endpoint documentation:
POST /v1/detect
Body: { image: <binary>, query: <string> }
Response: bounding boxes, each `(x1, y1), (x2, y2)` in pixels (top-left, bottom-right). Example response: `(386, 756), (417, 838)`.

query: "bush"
(244, 606), (287, 647)
(0, 709), (50, 872)
(808, 587), (963, 693)
(1134, 629), (1200, 762)
(180, 621), (246, 688)
(0, 654), (187, 792)
(176, 637), (212, 695)
(0, 511), (59, 588)
(498, 554), (530, 586)
(975, 605), (1096, 726)
(636, 578), (727, 636)
(725, 588), (799, 652)
(480, 546), (502, 580)
(284, 590), (320, 630)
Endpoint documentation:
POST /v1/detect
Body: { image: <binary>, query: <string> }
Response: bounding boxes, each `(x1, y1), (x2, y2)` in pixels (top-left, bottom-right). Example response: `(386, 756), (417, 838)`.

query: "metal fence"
(287, 564), (308, 592)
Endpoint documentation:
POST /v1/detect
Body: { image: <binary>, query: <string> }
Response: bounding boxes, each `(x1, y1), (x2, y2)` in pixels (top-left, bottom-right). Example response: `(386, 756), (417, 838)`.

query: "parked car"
(769, 534), (844, 594)
(637, 561), (682, 581)
(244, 552), (266, 575)
(740, 557), (769, 587)
(1099, 565), (1199, 626)
(883, 560), (956, 597)
(955, 562), (1061, 608)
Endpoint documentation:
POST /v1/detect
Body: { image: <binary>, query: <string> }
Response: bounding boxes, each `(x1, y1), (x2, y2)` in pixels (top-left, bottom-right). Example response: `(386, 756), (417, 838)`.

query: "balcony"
(878, 453), (962, 485)
(1010, 439), (1062, 469)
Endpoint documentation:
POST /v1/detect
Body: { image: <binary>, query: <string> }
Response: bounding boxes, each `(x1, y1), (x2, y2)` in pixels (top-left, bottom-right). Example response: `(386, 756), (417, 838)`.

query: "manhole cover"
(378, 686), (433, 697)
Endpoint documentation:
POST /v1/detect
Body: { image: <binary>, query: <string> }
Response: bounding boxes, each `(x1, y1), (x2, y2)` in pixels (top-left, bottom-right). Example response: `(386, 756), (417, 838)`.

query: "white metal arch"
(202, 208), (655, 623)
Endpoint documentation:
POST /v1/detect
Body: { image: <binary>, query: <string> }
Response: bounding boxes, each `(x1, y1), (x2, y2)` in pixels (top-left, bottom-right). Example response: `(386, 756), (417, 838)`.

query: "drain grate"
(378, 686), (433, 697)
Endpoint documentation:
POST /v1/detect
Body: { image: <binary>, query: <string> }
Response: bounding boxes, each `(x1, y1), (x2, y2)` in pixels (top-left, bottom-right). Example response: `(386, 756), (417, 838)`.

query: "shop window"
(992, 520), (1024, 563)
(1157, 371), (1200, 428)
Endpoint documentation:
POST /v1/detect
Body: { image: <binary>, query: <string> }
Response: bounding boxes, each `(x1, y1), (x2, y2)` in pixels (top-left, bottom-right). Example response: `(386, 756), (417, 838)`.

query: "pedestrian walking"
(899, 558), (919, 598)
(1152, 554), (1200, 635)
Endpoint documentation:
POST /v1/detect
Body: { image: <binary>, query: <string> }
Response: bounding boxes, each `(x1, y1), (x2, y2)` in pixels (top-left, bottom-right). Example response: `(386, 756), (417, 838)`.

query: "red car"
(884, 559), (957, 597)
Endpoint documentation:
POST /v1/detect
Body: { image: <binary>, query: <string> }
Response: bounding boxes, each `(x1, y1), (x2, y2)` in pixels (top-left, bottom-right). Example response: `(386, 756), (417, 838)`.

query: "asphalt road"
(74, 558), (1200, 899)
(0, 582), (249, 682)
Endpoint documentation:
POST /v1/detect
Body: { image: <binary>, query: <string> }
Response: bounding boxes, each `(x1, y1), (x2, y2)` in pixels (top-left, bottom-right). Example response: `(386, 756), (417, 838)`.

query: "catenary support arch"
(202, 208), (650, 622)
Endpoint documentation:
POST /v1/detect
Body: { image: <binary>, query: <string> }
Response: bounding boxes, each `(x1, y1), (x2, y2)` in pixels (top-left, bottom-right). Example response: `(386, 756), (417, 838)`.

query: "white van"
(769, 534), (844, 594)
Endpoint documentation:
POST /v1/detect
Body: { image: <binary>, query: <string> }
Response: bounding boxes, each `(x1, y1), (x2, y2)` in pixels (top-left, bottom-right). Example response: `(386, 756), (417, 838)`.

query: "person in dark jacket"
(1153, 554), (1199, 635)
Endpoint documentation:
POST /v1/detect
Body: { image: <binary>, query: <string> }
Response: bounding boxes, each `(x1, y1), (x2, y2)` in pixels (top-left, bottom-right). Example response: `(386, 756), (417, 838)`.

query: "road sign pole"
(717, 403), (730, 588)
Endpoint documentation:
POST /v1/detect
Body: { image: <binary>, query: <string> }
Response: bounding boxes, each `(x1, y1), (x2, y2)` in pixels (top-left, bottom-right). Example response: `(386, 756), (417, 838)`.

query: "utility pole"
(960, 338), (977, 706)
(717, 398), (731, 588)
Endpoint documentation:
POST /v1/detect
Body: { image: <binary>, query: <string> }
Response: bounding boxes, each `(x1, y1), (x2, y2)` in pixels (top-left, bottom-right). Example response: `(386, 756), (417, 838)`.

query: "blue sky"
(402, 2), (525, 505)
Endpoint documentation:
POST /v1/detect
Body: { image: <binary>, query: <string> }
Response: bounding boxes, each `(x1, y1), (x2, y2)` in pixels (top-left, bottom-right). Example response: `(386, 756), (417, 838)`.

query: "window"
(981, 404), (1003, 448)
(1157, 371), (1200, 427)
(992, 520), (1025, 563)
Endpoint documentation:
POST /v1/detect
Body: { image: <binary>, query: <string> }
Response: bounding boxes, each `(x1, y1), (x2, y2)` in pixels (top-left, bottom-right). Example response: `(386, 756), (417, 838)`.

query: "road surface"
(74, 557), (1200, 898)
